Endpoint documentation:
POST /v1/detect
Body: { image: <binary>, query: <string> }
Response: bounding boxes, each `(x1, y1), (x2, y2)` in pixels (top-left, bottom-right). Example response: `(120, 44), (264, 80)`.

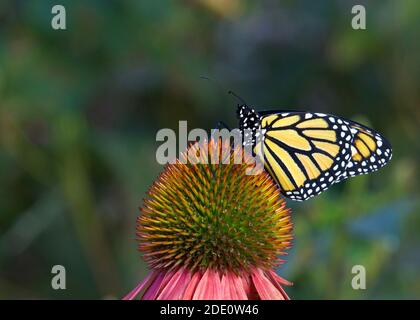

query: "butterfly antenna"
(200, 76), (226, 94)
(200, 76), (248, 106)
(227, 90), (247, 105)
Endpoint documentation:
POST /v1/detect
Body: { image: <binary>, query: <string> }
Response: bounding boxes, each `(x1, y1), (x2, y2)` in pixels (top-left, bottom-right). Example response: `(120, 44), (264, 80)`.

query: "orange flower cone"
(124, 139), (293, 300)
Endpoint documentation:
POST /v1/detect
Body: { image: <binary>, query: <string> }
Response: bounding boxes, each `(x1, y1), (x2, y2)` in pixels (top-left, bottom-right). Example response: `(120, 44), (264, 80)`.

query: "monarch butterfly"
(236, 103), (392, 201)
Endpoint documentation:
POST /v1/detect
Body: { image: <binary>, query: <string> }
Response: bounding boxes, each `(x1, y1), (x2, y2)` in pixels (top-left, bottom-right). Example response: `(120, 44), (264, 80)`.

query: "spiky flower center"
(137, 139), (293, 273)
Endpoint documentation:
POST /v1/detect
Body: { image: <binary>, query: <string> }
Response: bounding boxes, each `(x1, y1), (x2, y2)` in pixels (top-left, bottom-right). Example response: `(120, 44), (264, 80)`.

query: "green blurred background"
(0, 0), (419, 299)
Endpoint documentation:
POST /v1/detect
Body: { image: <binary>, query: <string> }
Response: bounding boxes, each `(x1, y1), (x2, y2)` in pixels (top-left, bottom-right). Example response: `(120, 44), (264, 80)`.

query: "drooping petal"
(247, 276), (260, 300)
(266, 269), (292, 300)
(182, 271), (202, 299)
(210, 269), (222, 300)
(251, 268), (286, 300)
(157, 268), (191, 300)
(125, 267), (291, 300)
(241, 275), (252, 297)
(123, 270), (159, 300)
(192, 269), (213, 299)
(220, 274), (234, 299)
(142, 271), (166, 300)
(267, 269), (293, 286)
(230, 273), (248, 300)
(143, 268), (177, 300)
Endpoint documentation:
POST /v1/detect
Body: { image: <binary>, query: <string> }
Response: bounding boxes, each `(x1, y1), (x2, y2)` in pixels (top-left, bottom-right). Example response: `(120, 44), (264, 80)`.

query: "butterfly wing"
(334, 120), (392, 183)
(256, 112), (353, 201)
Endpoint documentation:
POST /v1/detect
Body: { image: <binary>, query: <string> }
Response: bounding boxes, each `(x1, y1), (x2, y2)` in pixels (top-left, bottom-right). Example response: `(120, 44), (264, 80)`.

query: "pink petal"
(251, 268), (286, 300)
(267, 269), (293, 286)
(266, 270), (291, 300)
(143, 268), (177, 300)
(241, 274), (252, 297)
(182, 271), (202, 299)
(142, 272), (166, 300)
(192, 269), (213, 299)
(210, 270), (222, 300)
(220, 274), (233, 299)
(230, 273), (248, 300)
(158, 269), (177, 290)
(157, 268), (191, 300)
(123, 270), (159, 300)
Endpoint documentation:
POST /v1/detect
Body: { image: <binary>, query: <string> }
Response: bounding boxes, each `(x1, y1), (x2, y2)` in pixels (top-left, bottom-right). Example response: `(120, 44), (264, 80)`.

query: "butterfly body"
(237, 105), (392, 201)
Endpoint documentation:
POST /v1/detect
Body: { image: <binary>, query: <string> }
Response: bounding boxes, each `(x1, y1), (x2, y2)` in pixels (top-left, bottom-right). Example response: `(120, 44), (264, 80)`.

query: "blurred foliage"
(0, 0), (419, 299)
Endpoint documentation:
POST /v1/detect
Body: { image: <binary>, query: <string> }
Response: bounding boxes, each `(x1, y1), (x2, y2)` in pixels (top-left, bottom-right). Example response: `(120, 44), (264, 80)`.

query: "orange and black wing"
(256, 112), (353, 201)
(334, 121), (392, 183)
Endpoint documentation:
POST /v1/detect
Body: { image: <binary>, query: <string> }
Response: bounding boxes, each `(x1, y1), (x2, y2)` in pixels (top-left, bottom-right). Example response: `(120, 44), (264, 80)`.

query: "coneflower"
(124, 139), (293, 300)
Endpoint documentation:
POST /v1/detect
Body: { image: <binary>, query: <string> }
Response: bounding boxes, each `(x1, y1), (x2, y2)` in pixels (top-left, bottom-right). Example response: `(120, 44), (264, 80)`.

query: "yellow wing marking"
(261, 115), (279, 128)
(271, 115), (301, 128)
(263, 144), (294, 190)
(302, 129), (336, 142)
(296, 153), (321, 180)
(313, 141), (339, 157)
(267, 130), (311, 151)
(352, 153), (362, 161)
(265, 140), (306, 188)
(358, 132), (376, 151)
(296, 118), (329, 129)
(355, 139), (371, 157)
(313, 153), (334, 171)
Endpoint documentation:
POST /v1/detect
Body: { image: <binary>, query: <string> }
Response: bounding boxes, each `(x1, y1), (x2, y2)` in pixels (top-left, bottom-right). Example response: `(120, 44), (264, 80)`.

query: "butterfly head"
(237, 104), (262, 146)
(237, 104), (260, 129)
